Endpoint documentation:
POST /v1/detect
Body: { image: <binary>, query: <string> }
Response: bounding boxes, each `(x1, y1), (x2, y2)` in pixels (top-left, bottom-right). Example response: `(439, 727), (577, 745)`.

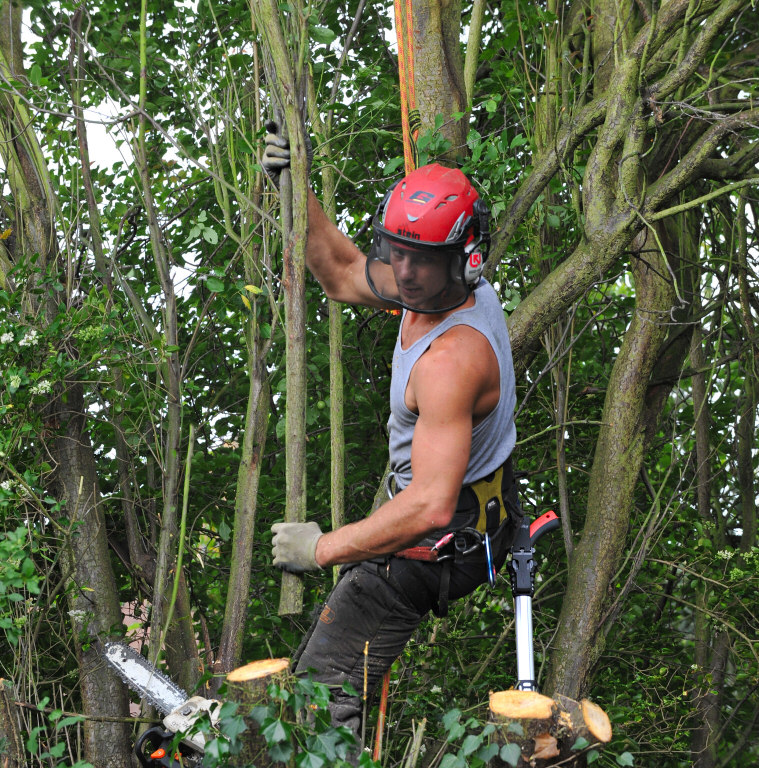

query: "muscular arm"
(306, 191), (395, 308)
(314, 326), (497, 566)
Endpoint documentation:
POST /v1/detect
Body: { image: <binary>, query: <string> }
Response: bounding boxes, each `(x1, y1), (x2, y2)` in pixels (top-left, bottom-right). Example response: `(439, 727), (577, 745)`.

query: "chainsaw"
(103, 642), (220, 767)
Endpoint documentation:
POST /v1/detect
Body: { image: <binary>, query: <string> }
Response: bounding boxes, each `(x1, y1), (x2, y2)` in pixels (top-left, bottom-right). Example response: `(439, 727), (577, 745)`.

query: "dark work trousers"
(294, 481), (522, 739)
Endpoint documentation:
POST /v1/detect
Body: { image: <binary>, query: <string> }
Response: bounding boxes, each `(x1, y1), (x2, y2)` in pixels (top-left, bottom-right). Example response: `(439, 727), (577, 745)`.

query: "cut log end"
(490, 690), (555, 721)
(227, 658), (290, 683)
(581, 698), (612, 743)
(489, 690), (613, 766)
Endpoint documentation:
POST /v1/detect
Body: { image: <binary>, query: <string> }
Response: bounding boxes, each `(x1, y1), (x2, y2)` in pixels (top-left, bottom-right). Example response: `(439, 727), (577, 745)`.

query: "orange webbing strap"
(394, 0), (419, 174)
(373, 665), (391, 761)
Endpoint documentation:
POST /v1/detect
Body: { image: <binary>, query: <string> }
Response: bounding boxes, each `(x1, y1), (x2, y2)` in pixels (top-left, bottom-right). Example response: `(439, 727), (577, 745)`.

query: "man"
(263, 127), (522, 738)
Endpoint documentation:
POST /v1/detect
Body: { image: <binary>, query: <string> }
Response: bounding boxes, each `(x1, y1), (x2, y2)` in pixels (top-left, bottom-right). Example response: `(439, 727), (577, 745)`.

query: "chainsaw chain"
(104, 642), (185, 714)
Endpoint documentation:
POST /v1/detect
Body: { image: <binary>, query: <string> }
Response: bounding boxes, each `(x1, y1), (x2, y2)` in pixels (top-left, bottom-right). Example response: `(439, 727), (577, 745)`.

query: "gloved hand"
(261, 121), (313, 188)
(262, 120), (291, 187)
(271, 521), (323, 573)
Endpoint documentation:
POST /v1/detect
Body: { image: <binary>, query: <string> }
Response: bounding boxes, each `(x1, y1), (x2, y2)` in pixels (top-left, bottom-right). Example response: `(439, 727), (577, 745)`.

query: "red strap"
(394, 546), (439, 562)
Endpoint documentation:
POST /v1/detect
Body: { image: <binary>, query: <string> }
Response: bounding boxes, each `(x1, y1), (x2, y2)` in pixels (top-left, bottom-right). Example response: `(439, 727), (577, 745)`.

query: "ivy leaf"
(572, 736), (590, 750)
(499, 743), (522, 767)
(261, 718), (290, 745)
(616, 752), (635, 766)
(297, 750), (326, 768)
(461, 734), (482, 756)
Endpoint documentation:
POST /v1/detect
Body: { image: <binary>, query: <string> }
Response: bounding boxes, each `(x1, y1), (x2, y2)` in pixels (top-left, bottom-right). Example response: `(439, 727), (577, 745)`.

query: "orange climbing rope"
(394, 0), (420, 174)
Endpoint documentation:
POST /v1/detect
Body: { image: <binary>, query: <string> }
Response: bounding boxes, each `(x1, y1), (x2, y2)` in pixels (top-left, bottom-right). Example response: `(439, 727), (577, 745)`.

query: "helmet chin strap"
(399, 279), (470, 314)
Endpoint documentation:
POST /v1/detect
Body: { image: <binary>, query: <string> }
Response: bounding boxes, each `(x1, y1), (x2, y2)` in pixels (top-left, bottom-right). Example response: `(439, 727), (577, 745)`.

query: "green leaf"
(500, 743), (522, 767)
(571, 736), (590, 750)
(206, 277), (225, 292)
(248, 705), (271, 726)
(56, 715), (86, 730)
(616, 752), (635, 766)
(29, 64), (42, 85)
(269, 740), (293, 762)
(297, 750), (326, 768)
(461, 733), (482, 756)
(587, 749), (600, 763)
(261, 718), (290, 745)
(311, 26), (337, 44)
(440, 754), (465, 768)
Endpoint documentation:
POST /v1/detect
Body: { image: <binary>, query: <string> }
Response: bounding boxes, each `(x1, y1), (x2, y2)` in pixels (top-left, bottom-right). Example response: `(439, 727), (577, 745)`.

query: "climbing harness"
(391, 457), (518, 616)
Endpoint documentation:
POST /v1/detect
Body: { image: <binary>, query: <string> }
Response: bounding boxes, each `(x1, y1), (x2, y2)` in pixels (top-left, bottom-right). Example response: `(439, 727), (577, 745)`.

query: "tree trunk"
(216, 368), (271, 675)
(226, 659), (292, 768)
(546, 241), (676, 698)
(0, 680), (24, 768)
(412, 0), (468, 161)
(0, 5), (133, 764)
(252, 0), (310, 617)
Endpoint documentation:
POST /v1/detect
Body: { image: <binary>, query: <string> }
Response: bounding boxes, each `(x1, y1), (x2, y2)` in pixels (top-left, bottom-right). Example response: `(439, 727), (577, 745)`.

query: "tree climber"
(263, 124), (522, 741)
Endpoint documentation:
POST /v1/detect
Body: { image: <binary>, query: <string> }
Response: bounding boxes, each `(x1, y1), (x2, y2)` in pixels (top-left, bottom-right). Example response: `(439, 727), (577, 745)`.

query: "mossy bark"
(546, 240), (677, 698)
(252, 0), (311, 617)
(412, 0), (468, 161)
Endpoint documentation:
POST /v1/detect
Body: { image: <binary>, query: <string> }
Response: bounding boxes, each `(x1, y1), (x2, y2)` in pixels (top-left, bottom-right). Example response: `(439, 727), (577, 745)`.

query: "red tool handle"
(529, 510), (560, 545)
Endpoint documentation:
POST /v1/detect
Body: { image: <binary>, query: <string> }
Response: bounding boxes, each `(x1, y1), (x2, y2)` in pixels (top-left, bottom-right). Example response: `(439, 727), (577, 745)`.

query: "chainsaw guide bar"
(104, 642), (188, 715)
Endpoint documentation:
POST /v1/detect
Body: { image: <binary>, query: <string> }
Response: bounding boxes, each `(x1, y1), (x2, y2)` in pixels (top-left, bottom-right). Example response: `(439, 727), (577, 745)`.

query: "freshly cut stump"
(226, 658), (291, 767)
(490, 690), (557, 765)
(489, 689), (612, 767)
(553, 693), (612, 745)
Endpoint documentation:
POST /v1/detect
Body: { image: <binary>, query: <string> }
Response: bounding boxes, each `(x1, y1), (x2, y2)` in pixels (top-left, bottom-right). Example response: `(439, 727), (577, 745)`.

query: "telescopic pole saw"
(507, 510), (560, 691)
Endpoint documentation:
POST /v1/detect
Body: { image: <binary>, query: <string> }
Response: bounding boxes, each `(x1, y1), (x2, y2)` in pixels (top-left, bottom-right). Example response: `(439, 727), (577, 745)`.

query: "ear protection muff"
(450, 198), (491, 286)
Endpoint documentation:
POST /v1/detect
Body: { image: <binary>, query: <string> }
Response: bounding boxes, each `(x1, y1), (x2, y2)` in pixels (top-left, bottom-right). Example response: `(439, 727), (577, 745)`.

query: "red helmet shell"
(380, 164), (478, 246)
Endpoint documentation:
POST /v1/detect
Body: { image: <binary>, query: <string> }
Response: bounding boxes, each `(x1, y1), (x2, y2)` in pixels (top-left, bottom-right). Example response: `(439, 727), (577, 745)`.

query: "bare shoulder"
(425, 324), (496, 372)
(410, 324), (499, 416)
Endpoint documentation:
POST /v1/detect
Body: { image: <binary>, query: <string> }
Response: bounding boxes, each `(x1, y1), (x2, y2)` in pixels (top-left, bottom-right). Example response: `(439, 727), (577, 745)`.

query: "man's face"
(389, 246), (450, 311)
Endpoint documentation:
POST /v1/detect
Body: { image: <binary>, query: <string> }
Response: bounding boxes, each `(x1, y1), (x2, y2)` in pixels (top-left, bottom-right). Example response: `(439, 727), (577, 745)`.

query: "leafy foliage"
(0, 0), (757, 767)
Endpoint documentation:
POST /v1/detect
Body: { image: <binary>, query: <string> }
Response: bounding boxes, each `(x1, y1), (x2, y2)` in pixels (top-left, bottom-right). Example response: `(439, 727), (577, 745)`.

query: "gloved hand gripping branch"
(271, 521), (323, 573)
(261, 121), (313, 188)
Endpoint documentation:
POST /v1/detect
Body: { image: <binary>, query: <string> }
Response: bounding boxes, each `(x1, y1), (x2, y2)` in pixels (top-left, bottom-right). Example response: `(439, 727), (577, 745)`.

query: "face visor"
(366, 217), (471, 313)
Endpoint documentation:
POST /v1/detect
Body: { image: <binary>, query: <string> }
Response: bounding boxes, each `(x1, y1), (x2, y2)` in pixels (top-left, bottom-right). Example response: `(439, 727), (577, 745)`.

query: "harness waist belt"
(393, 457), (514, 562)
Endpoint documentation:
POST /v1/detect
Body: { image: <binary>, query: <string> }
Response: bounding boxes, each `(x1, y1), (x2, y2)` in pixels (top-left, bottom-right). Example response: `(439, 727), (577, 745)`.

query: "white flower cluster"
(9, 374), (21, 391)
(30, 380), (52, 395)
(0, 479), (16, 493)
(19, 329), (40, 347)
(0, 332), (13, 344)
(715, 549), (734, 561)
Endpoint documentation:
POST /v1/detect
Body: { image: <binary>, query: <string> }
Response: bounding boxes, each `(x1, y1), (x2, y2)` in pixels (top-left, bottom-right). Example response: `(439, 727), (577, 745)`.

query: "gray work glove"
(262, 121), (291, 187)
(261, 120), (313, 188)
(271, 521), (323, 573)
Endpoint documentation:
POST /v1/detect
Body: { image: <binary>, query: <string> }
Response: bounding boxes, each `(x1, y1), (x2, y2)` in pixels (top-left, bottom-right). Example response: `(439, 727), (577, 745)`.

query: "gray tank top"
(388, 279), (517, 491)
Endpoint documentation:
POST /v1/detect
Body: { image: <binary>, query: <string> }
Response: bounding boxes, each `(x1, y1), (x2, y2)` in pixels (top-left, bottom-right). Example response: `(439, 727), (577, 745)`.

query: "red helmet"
(366, 164), (490, 313)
